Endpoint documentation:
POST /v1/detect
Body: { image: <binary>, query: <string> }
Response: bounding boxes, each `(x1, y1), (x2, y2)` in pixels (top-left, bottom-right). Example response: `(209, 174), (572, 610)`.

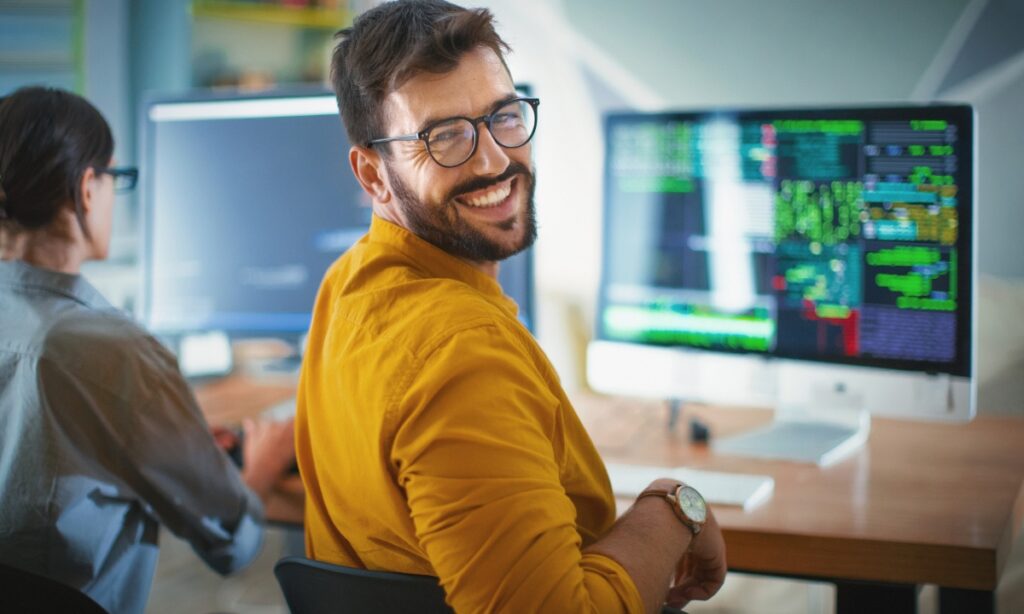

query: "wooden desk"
(575, 394), (1024, 614)
(196, 376), (1024, 612)
(194, 374), (305, 525)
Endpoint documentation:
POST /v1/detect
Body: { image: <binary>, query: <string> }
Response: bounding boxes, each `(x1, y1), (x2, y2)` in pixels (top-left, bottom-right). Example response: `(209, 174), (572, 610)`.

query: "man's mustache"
(446, 161), (533, 203)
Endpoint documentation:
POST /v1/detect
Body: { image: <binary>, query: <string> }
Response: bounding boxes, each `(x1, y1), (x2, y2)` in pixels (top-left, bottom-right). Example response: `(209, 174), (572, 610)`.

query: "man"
(295, 1), (727, 612)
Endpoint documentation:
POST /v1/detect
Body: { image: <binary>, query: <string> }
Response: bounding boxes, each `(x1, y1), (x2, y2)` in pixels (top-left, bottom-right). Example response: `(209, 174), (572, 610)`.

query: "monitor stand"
(712, 405), (870, 467)
(711, 359), (876, 466)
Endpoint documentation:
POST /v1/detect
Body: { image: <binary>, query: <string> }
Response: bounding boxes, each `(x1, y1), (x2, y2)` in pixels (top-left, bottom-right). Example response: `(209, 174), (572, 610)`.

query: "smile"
(455, 179), (513, 208)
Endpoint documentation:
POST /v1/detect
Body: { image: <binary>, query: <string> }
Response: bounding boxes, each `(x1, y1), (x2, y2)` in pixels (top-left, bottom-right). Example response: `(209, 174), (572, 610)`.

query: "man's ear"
(78, 166), (97, 214)
(350, 146), (391, 204)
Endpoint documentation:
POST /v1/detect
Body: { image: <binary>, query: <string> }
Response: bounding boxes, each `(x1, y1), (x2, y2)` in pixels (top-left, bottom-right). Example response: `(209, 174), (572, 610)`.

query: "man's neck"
(472, 259), (499, 278)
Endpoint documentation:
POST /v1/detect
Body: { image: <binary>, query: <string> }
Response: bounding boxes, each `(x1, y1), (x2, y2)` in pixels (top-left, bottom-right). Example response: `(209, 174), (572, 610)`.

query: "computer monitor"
(141, 89), (535, 344)
(588, 105), (975, 464)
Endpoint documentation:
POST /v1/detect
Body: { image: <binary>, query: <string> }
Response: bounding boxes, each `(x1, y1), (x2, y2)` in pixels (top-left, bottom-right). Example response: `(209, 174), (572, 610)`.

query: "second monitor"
(141, 89), (535, 345)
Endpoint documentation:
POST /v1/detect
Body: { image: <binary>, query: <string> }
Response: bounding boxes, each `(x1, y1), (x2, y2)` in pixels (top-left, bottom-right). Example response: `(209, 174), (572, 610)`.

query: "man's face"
(378, 46), (536, 262)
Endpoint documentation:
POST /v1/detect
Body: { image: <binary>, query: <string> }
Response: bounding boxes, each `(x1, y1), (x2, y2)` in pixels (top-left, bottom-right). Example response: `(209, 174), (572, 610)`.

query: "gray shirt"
(0, 260), (264, 614)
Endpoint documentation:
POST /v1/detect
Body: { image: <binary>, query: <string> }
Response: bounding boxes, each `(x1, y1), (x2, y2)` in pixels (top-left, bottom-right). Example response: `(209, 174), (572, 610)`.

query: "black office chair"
(274, 556), (453, 614)
(0, 561), (108, 614)
(274, 556), (688, 614)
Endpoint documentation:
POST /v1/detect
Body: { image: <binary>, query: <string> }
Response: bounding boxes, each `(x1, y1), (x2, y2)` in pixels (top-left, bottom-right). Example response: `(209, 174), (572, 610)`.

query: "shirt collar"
(0, 260), (114, 311)
(368, 215), (520, 319)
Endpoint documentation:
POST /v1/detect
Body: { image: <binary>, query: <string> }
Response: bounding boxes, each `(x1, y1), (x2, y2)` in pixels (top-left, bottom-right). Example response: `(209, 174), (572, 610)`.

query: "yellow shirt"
(296, 216), (643, 613)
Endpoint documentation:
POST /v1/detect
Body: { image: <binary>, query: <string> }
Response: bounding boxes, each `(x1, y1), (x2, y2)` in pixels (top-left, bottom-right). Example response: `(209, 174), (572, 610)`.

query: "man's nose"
(467, 122), (511, 176)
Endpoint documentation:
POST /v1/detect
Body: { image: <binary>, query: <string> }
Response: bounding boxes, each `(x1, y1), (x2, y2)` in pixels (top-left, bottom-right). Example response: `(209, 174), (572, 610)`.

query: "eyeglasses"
(367, 97), (539, 168)
(94, 166), (139, 192)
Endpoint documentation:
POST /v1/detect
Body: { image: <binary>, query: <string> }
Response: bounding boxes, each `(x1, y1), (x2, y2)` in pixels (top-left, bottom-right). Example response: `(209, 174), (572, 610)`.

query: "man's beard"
(386, 159), (537, 262)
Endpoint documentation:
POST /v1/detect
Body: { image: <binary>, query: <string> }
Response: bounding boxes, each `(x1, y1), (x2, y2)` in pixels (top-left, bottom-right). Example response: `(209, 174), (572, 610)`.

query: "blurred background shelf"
(192, 0), (350, 30)
(190, 0), (351, 88)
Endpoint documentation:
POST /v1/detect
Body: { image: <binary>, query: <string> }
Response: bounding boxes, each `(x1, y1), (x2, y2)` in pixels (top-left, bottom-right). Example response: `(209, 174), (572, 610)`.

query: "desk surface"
(196, 376), (1024, 591)
(577, 394), (1024, 592)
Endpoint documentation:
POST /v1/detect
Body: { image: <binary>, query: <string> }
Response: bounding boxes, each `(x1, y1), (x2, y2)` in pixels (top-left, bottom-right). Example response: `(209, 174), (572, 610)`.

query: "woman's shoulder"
(41, 307), (181, 388)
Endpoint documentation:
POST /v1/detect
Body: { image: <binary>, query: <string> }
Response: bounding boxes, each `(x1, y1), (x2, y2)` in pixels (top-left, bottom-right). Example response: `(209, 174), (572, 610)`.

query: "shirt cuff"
(196, 487), (266, 575)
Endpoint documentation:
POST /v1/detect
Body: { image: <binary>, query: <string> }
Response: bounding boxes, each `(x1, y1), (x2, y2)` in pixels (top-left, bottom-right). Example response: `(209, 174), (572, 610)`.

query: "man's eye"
(431, 129), (462, 144)
(429, 120), (472, 148)
(493, 112), (523, 127)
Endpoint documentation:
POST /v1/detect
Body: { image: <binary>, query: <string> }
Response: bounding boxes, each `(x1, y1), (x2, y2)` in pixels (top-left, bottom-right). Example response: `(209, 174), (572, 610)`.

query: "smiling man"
(294, 1), (726, 612)
(363, 45), (537, 270)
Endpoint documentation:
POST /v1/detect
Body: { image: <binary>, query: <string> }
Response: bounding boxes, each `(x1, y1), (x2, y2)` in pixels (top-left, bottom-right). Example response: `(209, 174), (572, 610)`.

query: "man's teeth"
(460, 184), (511, 208)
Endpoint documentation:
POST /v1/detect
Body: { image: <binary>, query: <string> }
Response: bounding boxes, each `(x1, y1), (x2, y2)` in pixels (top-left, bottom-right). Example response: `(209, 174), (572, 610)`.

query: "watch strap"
(637, 483), (703, 535)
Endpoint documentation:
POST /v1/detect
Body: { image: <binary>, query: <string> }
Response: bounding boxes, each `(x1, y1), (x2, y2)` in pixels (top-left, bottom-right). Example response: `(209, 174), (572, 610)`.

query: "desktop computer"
(588, 105), (975, 466)
(140, 88), (535, 374)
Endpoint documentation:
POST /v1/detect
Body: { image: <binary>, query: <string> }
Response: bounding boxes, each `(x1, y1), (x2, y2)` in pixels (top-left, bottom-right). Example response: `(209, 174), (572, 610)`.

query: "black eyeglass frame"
(365, 97), (540, 168)
(94, 166), (139, 192)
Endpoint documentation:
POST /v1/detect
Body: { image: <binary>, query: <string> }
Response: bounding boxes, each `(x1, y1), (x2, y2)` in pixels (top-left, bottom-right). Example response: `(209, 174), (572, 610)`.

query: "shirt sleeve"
(125, 364), (265, 575)
(391, 323), (644, 613)
(38, 336), (265, 576)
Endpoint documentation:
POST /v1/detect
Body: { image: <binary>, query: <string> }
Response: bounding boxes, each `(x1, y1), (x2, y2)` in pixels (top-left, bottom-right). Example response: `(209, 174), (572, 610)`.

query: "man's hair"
(330, 0), (511, 149)
(0, 86), (113, 235)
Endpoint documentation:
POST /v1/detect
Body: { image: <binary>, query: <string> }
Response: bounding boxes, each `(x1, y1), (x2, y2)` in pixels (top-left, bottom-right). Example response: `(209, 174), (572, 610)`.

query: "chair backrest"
(274, 556), (453, 614)
(0, 561), (108, 614)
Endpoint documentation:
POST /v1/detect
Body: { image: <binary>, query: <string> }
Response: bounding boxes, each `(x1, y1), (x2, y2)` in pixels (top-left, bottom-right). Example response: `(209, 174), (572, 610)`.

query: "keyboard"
(713, 419), (866, 467)
(605, 462), (774, 511)
(263, 397), (297, 422)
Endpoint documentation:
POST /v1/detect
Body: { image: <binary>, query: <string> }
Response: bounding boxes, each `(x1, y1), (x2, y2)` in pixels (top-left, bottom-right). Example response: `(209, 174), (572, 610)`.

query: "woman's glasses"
(94, 167), (139, 193)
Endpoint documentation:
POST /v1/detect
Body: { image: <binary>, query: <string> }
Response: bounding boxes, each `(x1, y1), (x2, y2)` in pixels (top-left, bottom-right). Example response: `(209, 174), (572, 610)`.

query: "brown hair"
(0, 86), (113, 236)
(330, 0), (511, 149)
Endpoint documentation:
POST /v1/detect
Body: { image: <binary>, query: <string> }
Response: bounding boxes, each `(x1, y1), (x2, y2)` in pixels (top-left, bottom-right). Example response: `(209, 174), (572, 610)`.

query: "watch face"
(677, 486), (707, 523)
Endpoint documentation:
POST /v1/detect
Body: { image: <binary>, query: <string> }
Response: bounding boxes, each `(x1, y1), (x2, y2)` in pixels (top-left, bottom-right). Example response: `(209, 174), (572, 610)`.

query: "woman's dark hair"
(0, 86), (114, 235)
(330, 0), (510, 150)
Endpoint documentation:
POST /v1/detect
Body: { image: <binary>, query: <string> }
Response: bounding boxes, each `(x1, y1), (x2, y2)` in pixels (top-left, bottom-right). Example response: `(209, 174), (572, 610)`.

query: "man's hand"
(665, 508), (727, 608)
(240, 417), (295, 501)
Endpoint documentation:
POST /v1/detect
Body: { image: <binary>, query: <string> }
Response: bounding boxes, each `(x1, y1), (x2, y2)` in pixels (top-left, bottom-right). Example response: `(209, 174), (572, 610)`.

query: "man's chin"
(469, 210), (531, 254)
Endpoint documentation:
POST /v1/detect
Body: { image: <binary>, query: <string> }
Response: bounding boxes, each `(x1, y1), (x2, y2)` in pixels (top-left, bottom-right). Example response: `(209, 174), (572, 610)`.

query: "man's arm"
(585, 479), (726, 614)
(392, 324), (724, 612)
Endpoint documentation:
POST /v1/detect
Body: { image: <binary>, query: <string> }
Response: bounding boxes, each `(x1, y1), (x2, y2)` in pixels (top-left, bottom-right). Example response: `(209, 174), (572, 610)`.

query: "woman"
(0, 86), (293, 613)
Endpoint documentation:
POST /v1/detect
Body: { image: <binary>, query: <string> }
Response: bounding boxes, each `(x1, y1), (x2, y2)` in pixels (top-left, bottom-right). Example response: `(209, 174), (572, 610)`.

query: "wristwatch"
(637, 482), (707, 536)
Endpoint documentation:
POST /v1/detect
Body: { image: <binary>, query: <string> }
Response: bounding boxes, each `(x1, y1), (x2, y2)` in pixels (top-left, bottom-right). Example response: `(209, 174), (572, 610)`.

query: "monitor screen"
(596, 106), (973, 379)
(141, 90), (534, 338)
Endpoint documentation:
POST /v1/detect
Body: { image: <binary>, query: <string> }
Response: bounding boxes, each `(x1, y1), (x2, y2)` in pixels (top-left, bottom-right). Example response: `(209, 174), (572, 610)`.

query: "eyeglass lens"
(426, 99), (536, 167)
(113, 172), (137, 192)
